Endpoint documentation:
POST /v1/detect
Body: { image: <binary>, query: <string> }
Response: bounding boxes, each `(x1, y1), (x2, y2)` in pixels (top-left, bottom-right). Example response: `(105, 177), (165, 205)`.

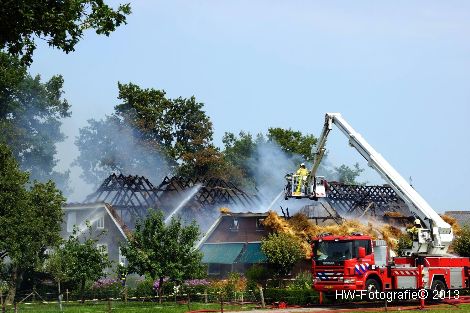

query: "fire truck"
(296, 113), (470, 300)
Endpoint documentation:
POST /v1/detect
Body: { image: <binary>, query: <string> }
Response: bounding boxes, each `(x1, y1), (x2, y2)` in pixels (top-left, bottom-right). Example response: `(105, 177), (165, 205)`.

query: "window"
(118, 247), (127, 266)
(256, 218), (265, 230)
(230, 218), (239, 231)
(67, 212), (76, 233)
(354, 240), (372, 256)
(96, 214), (104, 229)
(97, 244), (108, 256)
(208, 263), (221, 275)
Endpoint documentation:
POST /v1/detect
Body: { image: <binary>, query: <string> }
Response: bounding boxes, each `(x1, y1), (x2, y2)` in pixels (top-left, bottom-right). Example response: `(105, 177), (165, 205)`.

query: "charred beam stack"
(85, 174), (159, 222)
(325, 182), (410, 218)
(84, 174), (260, 227)
(156, 176), (259, 209)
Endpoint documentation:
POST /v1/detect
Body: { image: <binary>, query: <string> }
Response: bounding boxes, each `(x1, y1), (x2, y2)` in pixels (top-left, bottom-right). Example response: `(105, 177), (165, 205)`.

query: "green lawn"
(8, 302), (254, 313)
(7, 302), (470, 313)
(350, 304), (470, 313)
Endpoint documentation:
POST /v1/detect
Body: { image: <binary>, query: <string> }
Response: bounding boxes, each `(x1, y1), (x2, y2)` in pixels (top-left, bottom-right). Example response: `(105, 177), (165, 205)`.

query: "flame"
(219, 207), (231, 214)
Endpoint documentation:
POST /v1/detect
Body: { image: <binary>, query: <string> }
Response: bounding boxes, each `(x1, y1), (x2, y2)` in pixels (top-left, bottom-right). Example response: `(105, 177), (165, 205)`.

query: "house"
(445, 211), (470, 227)
(197, 212), (269, 277)
(61, 202), (129, 269)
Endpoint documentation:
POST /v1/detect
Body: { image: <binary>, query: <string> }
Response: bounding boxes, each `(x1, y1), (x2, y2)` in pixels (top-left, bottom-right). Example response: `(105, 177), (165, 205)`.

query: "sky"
(29, 1), (470, 211)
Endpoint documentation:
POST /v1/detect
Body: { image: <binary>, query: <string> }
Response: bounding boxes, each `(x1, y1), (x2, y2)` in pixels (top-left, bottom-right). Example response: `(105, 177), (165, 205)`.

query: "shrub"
(397, 234), (412, 256)
(183, 279), (210, 294)
(287, 271), (312, 290)
(132, 278), (154, 298)
(454, 226), (470, 257)
(246, 264), (270, 287)
(264, 288), (318, 305)
(261, 233), (304, 277)
(91, 278), (122, 299)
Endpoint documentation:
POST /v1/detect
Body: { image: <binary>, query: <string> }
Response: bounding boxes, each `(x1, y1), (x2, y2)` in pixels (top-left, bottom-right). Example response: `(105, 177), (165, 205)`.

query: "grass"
(346, 304), (470, 313)
(7, 301), (470, 313)
(6, 301), (255, 313)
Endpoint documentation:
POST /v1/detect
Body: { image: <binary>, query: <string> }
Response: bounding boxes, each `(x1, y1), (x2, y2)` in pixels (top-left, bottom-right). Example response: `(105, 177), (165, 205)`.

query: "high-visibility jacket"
(296, 167), (309, 177)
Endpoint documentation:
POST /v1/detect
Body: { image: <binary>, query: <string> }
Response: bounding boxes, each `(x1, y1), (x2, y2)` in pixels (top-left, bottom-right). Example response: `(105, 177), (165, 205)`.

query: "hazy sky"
(29, 1), (470, 211)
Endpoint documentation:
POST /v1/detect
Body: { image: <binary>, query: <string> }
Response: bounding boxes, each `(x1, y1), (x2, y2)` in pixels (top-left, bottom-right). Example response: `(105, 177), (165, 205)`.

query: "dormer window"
(230, 218), (239, 231)
(96, 214), (104, 229)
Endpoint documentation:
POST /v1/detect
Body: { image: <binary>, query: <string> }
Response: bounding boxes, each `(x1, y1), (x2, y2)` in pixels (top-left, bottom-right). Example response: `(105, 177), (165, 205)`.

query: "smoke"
(72, 116), (172, 201)
(3, 99), (72, 195)
(214, 140), (311, 216)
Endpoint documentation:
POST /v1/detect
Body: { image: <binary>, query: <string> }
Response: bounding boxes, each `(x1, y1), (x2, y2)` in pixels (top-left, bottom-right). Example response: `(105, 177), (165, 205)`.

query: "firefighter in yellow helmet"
(295, 163), (309, 193)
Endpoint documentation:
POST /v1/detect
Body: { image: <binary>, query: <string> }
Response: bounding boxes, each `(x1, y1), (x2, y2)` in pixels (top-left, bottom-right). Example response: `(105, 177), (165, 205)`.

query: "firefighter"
(407, 219), (422, 241)
(295, 163), (309, 193)
(296, 163), (309, 177)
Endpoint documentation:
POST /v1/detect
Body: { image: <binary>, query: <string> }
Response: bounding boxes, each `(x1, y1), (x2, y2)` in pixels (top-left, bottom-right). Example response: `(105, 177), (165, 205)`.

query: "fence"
(0, 286), (319, 312)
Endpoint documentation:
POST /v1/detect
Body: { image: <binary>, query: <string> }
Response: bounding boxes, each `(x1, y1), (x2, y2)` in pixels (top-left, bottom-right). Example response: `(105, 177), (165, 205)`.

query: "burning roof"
(326, 182), (411, 218)
(83, 173), (260, 228)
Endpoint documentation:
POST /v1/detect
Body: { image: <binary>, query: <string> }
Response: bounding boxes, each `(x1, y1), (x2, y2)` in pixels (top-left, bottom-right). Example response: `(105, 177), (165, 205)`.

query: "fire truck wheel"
(365, 278), (381, 301)
(427, 279), (447, 303)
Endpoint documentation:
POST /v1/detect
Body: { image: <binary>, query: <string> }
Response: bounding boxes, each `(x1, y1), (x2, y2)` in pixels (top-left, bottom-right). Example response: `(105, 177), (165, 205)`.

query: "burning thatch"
(262, 211), (405, 258)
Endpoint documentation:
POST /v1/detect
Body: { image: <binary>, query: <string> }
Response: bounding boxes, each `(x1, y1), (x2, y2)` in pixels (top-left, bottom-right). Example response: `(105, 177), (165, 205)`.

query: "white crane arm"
(311, 113), (453, 255)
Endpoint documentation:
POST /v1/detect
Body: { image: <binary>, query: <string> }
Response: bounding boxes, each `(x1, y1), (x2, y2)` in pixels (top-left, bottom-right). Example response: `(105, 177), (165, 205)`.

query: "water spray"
(164, 184), (202, 224)
(266, 190), (284, 211)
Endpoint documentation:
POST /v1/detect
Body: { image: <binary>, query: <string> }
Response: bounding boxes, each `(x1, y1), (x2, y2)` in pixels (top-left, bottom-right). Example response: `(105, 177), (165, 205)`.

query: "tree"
(59, 228), (111, 303)
(121, 210), (205, 302)
(334, 162), (364, 184)
(115, 83), (214, 163)
(75, 83), (217, 185)
(0, 144), (65, 303)
(0, 0), (131, 65)
(43, 249), (70, 297)
(74, 116), (170, 185)
(222, 131), (262, 187)
(267, 128), (317, 161)
(261, 233), (304, 279)
(453, 226), (470, 257)
(0, 52), (71, 192)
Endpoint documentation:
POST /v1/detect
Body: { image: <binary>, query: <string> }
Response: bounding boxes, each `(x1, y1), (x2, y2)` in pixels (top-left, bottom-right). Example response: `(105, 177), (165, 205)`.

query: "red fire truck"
(287, 113), (470, 300)
(312, 234), (470, 299)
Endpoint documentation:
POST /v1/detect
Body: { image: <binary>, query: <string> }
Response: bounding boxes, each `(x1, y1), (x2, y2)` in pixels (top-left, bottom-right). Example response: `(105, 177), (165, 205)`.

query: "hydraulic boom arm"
(310, 113), (453, 255)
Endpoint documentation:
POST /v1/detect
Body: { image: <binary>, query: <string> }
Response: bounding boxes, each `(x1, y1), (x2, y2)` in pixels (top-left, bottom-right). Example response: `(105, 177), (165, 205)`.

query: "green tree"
(0, 144), (65, 303)
(75, 83), (218, 185)
(222, 131), (263, 187)
(60, 228), (111, 303)
(0, 0), (131, 65)
(43, 248), (70, 297)
(0, 52), (71, 192)
(267, 127), (317, 161)
(334, 162), (364, 184)
(396, 234), (413, 257)
(115, 83), (214, 163)
(453, 226), (470, 257)
(121, 210), (205, 302)
(261, 233), (304, 278)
